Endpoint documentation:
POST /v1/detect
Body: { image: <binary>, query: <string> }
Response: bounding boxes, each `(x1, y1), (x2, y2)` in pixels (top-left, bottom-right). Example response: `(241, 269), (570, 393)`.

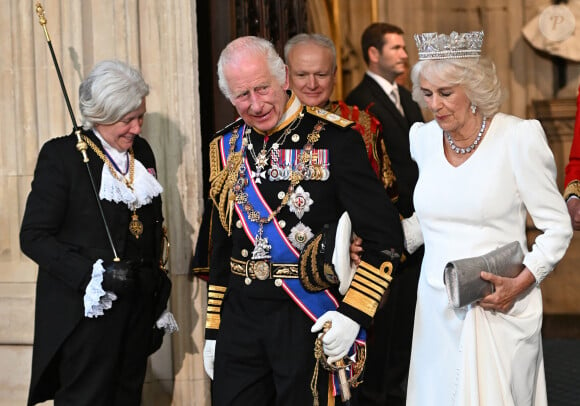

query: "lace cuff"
(83, 259), (118, 318)
(155, 310), (179, 334)
(401, 212), (424, 254)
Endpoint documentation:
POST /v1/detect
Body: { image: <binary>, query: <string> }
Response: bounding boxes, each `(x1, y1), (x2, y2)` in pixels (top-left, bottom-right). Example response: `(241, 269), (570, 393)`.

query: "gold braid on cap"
(414, 30), (483, 60)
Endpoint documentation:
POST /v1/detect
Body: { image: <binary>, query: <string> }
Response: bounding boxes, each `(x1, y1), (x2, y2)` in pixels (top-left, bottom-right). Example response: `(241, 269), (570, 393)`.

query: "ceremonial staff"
(35, 2), (120, 261)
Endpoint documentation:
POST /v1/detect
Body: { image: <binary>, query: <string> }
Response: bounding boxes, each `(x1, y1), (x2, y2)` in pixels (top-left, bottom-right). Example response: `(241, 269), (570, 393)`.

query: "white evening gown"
(406, 113), (572, 406)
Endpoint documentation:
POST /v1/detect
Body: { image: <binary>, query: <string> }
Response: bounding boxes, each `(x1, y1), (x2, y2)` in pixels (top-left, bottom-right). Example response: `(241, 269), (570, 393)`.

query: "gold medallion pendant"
(129, 211), (144, 239)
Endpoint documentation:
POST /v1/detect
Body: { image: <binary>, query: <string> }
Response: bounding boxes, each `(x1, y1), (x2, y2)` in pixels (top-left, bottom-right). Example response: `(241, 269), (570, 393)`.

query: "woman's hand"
(349, 235), (363, 266)
(478, 268), (536, 313)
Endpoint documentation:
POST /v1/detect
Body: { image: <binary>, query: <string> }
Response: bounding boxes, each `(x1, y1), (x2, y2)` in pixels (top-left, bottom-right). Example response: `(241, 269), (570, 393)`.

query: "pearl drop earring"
(470, 103), (477, 114)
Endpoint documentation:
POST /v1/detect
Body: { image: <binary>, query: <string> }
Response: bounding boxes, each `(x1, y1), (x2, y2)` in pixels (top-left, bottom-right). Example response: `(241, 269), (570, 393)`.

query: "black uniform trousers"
(213, 275), (352, 406)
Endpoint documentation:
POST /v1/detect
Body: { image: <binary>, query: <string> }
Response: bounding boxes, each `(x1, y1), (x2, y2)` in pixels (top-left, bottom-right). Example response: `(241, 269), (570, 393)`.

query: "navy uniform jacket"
(20, 130), (167, 404)
(205, 102), (404, 339)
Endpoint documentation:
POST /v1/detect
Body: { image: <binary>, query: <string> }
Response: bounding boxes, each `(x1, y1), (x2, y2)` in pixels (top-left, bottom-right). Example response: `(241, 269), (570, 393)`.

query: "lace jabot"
(92, 130), (163, 210)
(99, 159), (163, 210)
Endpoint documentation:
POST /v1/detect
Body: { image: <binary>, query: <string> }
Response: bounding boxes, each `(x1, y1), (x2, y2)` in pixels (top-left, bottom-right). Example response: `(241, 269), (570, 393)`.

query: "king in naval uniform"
(202, 36), (403, 406)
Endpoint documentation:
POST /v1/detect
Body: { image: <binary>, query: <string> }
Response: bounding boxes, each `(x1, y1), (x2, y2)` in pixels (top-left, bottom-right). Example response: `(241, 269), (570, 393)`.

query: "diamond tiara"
(414, 31), (484, 60)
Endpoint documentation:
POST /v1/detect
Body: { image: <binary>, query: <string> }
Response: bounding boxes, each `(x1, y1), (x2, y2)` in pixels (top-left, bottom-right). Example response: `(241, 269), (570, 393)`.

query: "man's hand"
(567, 197), (580, 231)
(349, 235), (363, 266)
(101, 260), (136, 296)
(203, 339), (216, 379)
(311, 311), (360, 364)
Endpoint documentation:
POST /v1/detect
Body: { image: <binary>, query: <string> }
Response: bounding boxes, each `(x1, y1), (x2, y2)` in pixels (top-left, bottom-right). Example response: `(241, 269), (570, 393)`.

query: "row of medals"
(246, 132), (329, 282)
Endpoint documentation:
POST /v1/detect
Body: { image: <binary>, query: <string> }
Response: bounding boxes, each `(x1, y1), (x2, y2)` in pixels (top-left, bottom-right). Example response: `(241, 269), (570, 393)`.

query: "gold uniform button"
(278, 220), (286, 228)
(236, 220), (242, 229)
(241, 249), (249, 258)
(274, 279), (283, 287)
(278, 191), (286, 200)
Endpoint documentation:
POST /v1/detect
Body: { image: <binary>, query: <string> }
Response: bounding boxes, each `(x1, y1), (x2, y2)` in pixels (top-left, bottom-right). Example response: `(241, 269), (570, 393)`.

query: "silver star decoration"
(288, 185), (313, 219)
(251, 169), (266, 183)
(288, 222), (314, 250)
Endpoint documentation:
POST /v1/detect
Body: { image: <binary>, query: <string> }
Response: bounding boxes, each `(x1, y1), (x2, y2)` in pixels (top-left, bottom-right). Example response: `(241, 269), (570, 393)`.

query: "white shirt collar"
(365, 70), (399, 97)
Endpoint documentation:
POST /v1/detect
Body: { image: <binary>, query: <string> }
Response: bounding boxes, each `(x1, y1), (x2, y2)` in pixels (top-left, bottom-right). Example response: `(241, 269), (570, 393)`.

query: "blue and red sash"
(220, 126), (366, 396)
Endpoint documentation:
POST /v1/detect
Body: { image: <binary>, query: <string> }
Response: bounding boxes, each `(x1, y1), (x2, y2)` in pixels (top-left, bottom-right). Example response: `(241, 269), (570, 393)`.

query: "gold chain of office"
(83, 136), (144, 239)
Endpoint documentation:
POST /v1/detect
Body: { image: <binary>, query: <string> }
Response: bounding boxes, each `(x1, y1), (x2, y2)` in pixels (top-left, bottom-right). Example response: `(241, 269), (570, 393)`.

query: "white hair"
(217, 36), (286, 101)
(79, 59), (149, 129)
(411, 57), (503, 117)
(284, 33), (337, 71)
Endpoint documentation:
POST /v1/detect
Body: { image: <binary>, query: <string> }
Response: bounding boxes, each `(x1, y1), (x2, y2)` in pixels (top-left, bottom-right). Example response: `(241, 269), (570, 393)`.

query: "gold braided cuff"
(205, 284), (227, 331)
(342, 260), (393, 318)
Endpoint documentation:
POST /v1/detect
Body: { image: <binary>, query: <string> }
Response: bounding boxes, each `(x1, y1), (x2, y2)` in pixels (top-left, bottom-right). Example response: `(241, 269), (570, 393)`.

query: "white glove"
(155, 310), (179, 334)
(311, 311), (360, 364)
(331, 212), (357, 295)
(203, 339), (216, 380)
(401, 212), (424, 254)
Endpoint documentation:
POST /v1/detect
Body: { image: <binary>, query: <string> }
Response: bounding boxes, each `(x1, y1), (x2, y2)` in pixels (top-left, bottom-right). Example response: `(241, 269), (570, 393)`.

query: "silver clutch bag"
(443, 241), (524, 308)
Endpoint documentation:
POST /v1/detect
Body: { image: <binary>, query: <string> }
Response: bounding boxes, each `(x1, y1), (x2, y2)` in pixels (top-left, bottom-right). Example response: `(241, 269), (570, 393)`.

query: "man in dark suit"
(346, 22), (425, 406)
(20, 60), (174, 406)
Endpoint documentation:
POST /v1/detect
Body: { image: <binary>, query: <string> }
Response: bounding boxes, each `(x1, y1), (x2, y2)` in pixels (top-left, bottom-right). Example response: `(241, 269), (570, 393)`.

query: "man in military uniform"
(202, 36), (403, 406)
(284, 33), (397, 196)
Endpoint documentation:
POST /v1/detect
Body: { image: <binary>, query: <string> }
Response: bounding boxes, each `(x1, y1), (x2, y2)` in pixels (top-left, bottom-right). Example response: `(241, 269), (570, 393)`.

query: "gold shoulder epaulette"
(306, 106), (354, 128)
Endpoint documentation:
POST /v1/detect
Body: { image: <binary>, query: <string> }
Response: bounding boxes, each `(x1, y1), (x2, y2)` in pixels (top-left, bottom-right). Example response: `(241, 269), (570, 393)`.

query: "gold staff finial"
(35, 3), (50, 42)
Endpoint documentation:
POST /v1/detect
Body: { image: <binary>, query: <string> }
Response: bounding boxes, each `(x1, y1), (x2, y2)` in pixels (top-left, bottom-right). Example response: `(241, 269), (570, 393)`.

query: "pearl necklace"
(445, 116), (487, 154)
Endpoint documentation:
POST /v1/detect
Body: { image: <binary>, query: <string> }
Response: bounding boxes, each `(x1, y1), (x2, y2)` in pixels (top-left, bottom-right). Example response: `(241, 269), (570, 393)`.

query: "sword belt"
(230, 258), (299, 281)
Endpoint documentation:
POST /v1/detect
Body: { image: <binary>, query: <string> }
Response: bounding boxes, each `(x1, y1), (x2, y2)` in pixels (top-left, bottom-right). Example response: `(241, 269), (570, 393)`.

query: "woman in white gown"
(405, 31), (573, 405)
